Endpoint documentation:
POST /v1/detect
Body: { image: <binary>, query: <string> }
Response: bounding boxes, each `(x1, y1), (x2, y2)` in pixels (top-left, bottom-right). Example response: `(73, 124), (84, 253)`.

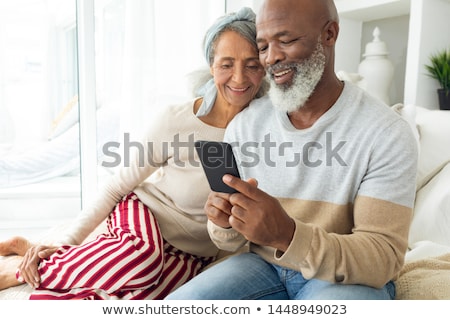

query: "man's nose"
(264, 44), (284, 66)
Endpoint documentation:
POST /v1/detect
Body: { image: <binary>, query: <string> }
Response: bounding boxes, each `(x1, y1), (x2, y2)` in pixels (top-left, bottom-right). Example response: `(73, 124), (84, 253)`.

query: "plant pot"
(438, 89), (450, 110)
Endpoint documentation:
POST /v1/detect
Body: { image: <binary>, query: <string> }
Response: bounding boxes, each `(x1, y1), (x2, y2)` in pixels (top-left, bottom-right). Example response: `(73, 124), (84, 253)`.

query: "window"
(0, 0), (80, 239)
(89, 0), (226, 202)
(0, 0), (234, 240)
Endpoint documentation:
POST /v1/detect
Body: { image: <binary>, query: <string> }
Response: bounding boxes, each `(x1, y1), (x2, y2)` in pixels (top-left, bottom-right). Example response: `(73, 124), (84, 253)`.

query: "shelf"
(335, 0), (411, 21)
(335, 0), (450, 109)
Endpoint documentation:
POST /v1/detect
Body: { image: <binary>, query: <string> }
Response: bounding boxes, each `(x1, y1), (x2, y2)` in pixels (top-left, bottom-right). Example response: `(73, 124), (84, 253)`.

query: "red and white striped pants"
(26, 193), (213, 300)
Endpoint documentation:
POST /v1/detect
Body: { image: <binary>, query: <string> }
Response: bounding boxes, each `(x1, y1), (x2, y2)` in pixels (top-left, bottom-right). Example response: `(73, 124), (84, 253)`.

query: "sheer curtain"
(0, 0), (260, 188)
(1, 0), (249, 237)
(0, 0), (80, 239)
(0, 0), (78, 188)
(95, 0), (225, 145)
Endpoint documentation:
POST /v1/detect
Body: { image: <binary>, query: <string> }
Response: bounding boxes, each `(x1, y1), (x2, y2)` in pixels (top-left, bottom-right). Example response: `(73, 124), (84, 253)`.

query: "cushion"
(391, 103), (420, 151)
(408, 162), (450, 248)
(406, 240), (450, 263)
(414, 106), (450, 189)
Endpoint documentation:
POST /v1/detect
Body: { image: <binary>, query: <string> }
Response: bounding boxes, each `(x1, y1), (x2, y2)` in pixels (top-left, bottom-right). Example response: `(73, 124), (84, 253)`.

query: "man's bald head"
(257, 0), (339, 29)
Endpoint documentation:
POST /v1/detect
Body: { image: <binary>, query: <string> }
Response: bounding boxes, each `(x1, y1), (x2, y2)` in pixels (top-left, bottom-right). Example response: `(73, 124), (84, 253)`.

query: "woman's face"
(211, 30), (265, 110)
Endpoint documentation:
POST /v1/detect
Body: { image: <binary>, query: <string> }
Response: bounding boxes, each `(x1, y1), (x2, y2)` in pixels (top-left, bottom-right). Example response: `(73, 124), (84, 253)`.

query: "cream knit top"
(62, 99), (225, 257)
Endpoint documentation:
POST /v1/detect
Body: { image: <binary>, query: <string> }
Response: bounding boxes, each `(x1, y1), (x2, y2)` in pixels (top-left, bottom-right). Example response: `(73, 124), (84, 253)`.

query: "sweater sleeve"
(207, 220), (248, 252)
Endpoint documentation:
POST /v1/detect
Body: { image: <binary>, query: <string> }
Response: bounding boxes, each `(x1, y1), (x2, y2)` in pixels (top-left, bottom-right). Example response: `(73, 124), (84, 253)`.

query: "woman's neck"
(194, 98), (243, 128)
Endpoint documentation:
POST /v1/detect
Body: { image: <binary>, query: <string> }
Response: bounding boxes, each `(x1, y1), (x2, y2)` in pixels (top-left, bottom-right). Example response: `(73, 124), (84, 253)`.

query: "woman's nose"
(232, 65), (246, 83)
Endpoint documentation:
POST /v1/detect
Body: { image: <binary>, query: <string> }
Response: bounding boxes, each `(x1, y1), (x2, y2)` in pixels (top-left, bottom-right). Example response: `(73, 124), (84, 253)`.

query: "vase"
(357, 27), (394, 105)
(437, 89), (450, 110)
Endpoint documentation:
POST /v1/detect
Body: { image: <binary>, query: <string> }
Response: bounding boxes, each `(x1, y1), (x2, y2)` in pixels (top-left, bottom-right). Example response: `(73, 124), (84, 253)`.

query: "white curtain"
(96, 0), (225, 140)
(119, 0), (157, 139)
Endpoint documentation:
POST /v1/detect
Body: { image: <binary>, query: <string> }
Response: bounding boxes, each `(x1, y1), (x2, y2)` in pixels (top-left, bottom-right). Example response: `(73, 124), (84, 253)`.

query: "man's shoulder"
(343, 82), (403, 126)
(225, 96), (274, 139)
(235, 95), (273, 120)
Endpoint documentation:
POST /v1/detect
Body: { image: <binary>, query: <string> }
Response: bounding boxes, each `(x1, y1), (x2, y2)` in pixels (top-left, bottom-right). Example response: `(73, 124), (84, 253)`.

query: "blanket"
(395, 253), (450, 300)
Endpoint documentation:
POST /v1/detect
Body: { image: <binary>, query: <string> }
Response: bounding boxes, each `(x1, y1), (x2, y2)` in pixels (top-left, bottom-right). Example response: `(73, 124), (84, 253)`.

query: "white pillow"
(391, 103), (420, 151)
(409, 162), (450, 248)
(414, 106), (450, 189)
(406, 240), (450, 263)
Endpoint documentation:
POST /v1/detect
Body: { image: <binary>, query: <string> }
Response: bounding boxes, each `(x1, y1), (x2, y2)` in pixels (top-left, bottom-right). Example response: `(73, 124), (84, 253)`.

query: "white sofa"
(1, 104), (449, 300)
(394, 104), (450, 299)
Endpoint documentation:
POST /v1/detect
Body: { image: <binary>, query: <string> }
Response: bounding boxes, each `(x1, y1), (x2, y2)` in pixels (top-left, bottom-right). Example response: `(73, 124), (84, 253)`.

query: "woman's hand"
(205, 178), (259, 229)
(18, 245), (58, 288)
(205, 191), (233, 228)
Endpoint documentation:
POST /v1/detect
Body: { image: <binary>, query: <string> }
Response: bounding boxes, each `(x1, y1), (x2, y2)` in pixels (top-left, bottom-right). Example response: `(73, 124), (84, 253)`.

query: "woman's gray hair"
(203, 7), (257, 66)
(190, 7), (269, 116)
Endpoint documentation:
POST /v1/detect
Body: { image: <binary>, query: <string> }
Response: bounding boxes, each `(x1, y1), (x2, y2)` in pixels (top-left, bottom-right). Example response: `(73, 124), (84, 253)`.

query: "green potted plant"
(425, 49), (450, 110)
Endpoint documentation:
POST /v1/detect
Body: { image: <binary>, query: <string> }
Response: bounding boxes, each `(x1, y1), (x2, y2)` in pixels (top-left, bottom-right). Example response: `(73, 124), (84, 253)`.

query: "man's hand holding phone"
(196, 140), (294, 251)
(220, 174), (295, 252)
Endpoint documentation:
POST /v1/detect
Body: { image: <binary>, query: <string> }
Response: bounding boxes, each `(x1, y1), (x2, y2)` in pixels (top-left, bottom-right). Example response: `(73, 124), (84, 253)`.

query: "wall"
(335, 18), (363, 75)
(226, 0), (262, 13)
(335, 16), (410, 105)
(337, 0), (450, 109)
(405, 0), (450, 109)
(361, 15), (410, 104)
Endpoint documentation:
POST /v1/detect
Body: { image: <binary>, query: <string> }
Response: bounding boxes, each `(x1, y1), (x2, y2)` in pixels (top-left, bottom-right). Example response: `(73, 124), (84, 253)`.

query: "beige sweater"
(62, 99), (225, 257)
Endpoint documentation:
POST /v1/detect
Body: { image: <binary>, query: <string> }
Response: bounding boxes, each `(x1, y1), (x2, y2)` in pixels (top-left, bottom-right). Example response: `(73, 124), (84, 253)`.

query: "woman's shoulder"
(141, 98), (198, 138)
(157, 98), (197, 118)
(147, 98), (198, 129)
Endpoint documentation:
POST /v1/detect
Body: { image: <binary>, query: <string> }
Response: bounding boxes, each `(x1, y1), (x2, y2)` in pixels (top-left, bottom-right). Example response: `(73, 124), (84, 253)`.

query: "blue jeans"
(166, 252), (395, 300)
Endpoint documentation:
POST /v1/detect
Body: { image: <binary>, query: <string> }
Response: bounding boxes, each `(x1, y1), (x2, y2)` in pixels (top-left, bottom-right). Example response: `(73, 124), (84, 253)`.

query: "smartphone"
(194, 140), (241, 193)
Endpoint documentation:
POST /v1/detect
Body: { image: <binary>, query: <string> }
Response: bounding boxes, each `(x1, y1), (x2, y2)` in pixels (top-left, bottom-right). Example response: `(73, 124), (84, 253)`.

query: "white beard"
(267, 40), (326, 113)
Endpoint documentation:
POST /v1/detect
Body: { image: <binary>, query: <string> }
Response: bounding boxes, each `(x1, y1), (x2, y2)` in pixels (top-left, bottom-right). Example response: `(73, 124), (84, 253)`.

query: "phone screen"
(194, 140), (240, 193)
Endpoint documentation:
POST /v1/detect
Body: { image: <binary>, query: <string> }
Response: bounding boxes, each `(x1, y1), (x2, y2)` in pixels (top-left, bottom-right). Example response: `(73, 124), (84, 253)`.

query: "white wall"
(335, 18), (363, 74)
(336, 16), (410, 106)
(404, 0), (450, 109)
(362, 16), (410, 104)
(226, 0), (263, 13)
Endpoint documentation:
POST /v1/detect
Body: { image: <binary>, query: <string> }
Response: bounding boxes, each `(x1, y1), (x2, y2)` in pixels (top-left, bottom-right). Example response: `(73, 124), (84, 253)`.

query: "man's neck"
(288, 78), (344, 129)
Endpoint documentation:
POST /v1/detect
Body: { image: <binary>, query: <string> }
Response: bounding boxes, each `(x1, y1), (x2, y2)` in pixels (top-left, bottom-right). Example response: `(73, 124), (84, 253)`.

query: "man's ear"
(323, 21), (339, 45)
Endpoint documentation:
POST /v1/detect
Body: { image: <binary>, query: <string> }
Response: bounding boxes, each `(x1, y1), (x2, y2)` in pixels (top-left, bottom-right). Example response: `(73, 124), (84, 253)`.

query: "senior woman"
(0, 7), (266, 300)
